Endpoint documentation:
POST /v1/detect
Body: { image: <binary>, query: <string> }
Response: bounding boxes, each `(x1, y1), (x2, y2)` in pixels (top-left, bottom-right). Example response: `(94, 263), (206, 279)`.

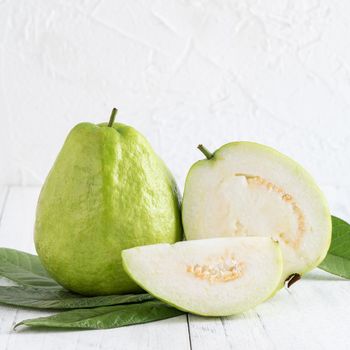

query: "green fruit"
(35, 109), (182, 296)
(182, 142), (331, 286)
(122, 237), (283, 316)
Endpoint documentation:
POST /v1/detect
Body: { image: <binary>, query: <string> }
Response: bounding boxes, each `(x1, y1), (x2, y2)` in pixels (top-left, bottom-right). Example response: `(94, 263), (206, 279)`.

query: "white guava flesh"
(122, 237), (282, 316)
(182, 142), (332, 284)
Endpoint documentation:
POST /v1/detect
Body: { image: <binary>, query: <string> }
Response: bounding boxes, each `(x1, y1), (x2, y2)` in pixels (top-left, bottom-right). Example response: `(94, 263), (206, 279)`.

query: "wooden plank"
(189, 269), (350, 350)
(0, 187), (191, 350)
(188, 308), (274, 350)
(0, 308), (190, 350)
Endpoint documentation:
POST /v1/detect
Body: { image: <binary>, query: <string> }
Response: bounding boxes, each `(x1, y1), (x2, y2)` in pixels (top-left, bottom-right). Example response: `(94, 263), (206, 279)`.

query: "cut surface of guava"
(182, 142), (332, 284)
(122, 237), (282, 316)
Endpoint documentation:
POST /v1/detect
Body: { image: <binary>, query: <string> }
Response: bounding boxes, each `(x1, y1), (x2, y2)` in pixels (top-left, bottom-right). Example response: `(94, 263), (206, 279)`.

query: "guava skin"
(34, 121), (182, 296)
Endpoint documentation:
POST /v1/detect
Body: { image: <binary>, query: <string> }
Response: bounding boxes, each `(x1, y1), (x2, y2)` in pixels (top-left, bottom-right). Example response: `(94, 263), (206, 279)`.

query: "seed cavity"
(187, 255), (244, 283)
(236, 174), (306, 249)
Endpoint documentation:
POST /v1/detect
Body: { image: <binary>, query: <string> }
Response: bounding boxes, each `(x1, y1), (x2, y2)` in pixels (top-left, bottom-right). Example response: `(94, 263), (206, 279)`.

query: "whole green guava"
(34, 109), (182, 296)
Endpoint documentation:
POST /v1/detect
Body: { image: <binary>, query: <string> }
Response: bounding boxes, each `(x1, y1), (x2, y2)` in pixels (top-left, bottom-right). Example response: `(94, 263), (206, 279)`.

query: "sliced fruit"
(182, 142), (332, 285)
(122, 237), (282, 316)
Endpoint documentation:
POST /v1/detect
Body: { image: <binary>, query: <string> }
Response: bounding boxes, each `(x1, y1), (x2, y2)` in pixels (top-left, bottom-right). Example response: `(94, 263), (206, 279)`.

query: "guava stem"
(108, 108), (118, 127)
(198, 144), (214, 160)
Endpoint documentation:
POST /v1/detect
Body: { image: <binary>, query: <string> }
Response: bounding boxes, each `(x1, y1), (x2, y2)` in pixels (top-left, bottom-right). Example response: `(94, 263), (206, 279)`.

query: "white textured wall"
(1, 0), (350, 219)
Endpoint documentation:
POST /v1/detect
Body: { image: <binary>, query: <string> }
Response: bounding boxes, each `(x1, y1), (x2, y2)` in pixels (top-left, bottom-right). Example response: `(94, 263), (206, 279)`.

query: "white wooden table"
(0, 186), (349, 350)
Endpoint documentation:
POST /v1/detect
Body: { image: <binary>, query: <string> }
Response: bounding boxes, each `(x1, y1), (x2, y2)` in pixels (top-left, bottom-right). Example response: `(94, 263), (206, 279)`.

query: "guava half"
(122, 237), (282, 316)
(182, 142), (332, 285)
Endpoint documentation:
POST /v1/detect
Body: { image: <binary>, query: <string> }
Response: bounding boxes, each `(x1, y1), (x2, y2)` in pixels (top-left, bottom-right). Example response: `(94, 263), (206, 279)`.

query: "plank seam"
(0, 187), (10, 226)
(256, 312), (277, 350)
(186, 314), (193, 350)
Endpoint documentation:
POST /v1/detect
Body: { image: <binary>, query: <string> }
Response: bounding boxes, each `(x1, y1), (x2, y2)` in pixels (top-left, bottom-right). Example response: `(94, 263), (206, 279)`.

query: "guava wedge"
(122, 237), (283, 316)
(182, 142), (332, 285)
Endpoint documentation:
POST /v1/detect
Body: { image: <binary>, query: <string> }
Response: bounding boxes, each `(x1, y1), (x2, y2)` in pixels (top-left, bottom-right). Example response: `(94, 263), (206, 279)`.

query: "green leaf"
(0, 285), (153, 309)
(15, 300), (184, 329)
(319, 216), (350, 279)
(0, 248), (60, 288)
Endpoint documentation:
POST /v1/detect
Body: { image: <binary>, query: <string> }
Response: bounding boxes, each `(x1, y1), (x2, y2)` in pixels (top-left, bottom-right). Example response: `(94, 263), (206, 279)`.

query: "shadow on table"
(302, 269), (347, 282)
